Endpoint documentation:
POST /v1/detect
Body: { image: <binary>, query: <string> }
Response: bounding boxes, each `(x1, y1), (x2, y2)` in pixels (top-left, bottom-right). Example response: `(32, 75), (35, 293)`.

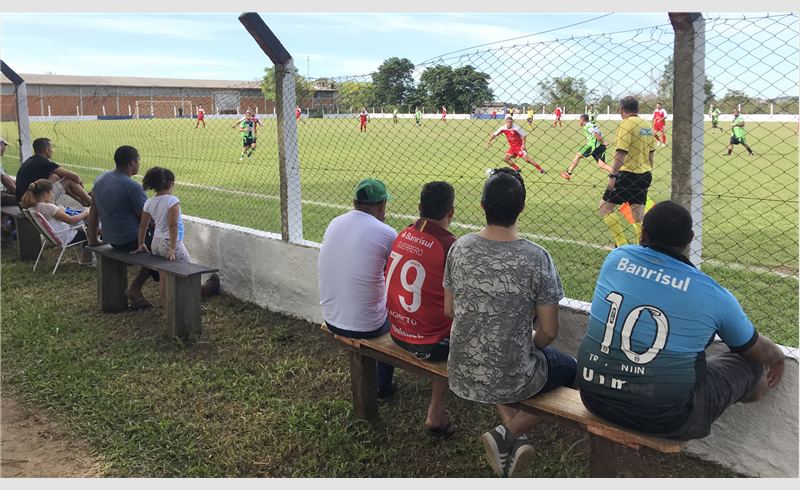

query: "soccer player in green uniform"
(589, 104), (599, 125)
(709, 104), (721, 133)
(235, 112), (257, 162)
(560, 114), (612, 180)
(725, 109), (754, 156)
(415, 106), (422, 127)
(393, 106), (398, 124)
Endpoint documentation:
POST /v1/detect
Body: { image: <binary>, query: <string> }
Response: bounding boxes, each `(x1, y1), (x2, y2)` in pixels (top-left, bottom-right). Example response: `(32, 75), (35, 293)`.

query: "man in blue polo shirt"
(577, 201), (784, 440)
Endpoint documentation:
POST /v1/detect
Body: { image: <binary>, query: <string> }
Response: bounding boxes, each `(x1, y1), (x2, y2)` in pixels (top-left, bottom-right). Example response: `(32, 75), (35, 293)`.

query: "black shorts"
(526, 117), (533, 123)
(391, 335), (450, 362)
(242, 136), (255, 147)
(711, 118), (719, 125)
(602, 171), (652, 205)
(580, 144), (607, 162)
(729, 136), (747, 145)
(111, 228), (160, 282)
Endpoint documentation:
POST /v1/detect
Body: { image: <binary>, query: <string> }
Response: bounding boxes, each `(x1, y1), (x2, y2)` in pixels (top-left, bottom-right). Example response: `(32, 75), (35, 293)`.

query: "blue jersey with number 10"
(577, 245), (757, 433)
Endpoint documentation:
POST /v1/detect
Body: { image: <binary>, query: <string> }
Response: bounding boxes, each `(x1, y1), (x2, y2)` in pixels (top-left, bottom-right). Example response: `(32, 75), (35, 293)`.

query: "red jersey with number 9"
(386, 219), (456, 344)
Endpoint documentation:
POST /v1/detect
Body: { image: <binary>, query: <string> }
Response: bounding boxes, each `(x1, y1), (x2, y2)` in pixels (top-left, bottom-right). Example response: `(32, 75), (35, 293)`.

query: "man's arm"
(521, 134), (527, 151)
(607, 150), (626, 190)
(532, 303), (560, 349)
(1, 174), (16, 195)
(741, 334), (785, 388)
(649, 150), (654, 170)
(51, 167), (84, 187)
(87, 191), (100, 245)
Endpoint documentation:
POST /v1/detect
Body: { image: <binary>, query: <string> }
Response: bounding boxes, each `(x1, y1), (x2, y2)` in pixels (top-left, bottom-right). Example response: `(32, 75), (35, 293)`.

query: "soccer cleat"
(507, 438), (535, 478)
(239, 157), (243, 161)
(560, 172), (571, 180)
(540, 168), (546, 175)
(481, 426), (511, 477)
(248, 155), (253, 160)
(749, 152), (755, 157)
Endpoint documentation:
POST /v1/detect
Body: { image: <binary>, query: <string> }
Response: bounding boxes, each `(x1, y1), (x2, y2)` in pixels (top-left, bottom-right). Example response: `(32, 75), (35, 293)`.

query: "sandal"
(204, 274), (220, 296)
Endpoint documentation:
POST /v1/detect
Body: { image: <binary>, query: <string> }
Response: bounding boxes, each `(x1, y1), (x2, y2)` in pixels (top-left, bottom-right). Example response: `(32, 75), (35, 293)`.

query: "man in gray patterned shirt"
(443, 168), (577, 477)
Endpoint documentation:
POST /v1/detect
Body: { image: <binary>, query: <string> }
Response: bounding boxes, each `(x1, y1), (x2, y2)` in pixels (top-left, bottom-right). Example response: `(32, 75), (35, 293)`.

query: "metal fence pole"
(1, 61), (32, 162)
(669, 13), (705, 265)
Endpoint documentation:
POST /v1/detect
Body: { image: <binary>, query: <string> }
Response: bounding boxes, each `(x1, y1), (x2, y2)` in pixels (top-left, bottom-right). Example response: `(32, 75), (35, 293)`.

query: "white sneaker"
(239, 157), (243, 161)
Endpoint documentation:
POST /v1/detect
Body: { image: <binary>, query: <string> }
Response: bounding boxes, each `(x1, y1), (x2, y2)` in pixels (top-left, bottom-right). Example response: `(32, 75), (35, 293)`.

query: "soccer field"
(1, 117), (798, 346)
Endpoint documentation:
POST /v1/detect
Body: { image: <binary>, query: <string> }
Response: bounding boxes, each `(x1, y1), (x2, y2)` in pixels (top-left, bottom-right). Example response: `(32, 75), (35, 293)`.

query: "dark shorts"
(527, 117), (533, 123)
(580, 143), (607, 162)
(711, 118), (719, 125)
(730, 136), (747, 145)
(325, 315), (390, 340)
(602, 171), (652, 205)
(392, 335), (450, 362)
(242, 136), (255, 147)
(539, 347), (578, 394)
(111, 229), (159, 282)
(659, 352), (764, 441)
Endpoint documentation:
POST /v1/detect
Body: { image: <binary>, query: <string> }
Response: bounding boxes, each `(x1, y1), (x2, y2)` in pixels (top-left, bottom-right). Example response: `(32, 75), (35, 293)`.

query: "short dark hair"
(620, 96), (639, 114)
(141, 166), (175, 192)
(481, 168), (525, 227)
(580, 114), (589, 122)
(114, 145), (139, 168)
(32, 137), (51, 154)
(641, 201), (693, 248)
(419, 181), (454, 221)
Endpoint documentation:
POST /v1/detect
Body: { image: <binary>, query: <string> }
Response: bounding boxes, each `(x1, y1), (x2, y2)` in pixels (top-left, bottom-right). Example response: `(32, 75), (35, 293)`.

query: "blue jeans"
(539, 347), (578, 394)
(326, 316), (395, 391)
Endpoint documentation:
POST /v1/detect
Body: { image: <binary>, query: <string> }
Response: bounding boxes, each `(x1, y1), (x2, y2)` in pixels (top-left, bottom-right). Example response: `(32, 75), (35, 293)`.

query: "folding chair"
(22, 208), (88, 274)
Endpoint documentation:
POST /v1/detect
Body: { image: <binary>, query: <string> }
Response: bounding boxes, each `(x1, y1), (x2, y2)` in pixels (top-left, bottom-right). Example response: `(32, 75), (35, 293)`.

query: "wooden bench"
(321, 324), (686, 478)
(86, 243), (218, 340)
(1, 204), (40, 262)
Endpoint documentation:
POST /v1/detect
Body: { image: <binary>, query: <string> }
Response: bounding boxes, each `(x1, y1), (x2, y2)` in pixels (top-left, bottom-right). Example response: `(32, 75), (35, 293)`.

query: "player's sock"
(632, 221), (643, 245)
(532, 162), (543, 171)
(510, 163), (521, 171)
(240, 149), (246, 158)
(727, 149), (732, 156)
(603, 214), (628, 247)
(662, 135), (667, 145)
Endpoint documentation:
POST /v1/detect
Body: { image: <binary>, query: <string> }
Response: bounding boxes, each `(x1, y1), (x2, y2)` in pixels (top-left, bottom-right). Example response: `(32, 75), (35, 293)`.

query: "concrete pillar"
(275, 59), (304, 244)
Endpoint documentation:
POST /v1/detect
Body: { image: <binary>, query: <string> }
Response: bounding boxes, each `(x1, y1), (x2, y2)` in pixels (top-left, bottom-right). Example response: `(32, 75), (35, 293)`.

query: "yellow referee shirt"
(614, 115), (655, 174)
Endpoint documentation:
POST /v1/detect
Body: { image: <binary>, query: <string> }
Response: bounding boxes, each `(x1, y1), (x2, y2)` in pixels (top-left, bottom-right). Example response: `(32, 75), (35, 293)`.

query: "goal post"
(134, 100), (193, 119)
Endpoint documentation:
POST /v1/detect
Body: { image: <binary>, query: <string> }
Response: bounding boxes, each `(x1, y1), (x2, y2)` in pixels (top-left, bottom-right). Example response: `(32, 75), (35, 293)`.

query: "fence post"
(240, 13), (304, 244)
(1, 62), (32, 162)
(669, 13), (705, 265)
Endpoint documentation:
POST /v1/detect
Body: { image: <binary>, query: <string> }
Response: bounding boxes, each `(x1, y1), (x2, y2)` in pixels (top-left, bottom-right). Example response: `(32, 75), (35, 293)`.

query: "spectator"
(1, 135), (17, 205)
(14, 137), (91, 208)
(318, 178), (399, 399)
(387, 181), (457, 438)
(577, 201), (784, 440)
(443, 168), (575, 477)
(20, 179), (94, 266)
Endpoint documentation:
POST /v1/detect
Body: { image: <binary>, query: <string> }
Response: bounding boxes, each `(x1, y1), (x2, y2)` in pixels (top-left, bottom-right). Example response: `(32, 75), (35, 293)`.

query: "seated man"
(387, 181), (457, 438)
(577, 201), (784, 440)
(14, 137), (91, 207)
(443, 168), (576, 477)
(318, 178), (399, 399)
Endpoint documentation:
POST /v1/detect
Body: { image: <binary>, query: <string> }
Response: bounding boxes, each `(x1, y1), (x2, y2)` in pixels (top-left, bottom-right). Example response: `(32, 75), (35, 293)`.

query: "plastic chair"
(22, 208), (88, 274)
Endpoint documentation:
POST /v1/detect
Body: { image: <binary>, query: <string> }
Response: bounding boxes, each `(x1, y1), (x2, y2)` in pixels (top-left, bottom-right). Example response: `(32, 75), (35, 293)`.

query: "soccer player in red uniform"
(487, 116), (546, 174)
(387, 181), (458, 438)
(441, 106), (447, 122)
(652, 102), (667, 146)
(295, 105), (305, 125)
(195, 106), (205, 128)
(358, 108), (369, 132)
(491, 109), (496, 119)
(553, 105), (562, 127)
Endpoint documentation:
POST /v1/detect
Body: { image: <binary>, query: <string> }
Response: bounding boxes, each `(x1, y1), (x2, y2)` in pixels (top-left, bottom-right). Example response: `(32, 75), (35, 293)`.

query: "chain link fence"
(1, 14), (797, 349)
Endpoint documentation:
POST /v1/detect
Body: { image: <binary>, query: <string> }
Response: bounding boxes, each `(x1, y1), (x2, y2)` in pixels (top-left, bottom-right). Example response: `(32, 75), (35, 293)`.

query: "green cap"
(354, 178), (391, 202)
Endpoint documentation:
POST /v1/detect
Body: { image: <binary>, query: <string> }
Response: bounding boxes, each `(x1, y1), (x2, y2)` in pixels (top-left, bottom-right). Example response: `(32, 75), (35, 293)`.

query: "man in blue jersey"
(577, 201), (785, 440)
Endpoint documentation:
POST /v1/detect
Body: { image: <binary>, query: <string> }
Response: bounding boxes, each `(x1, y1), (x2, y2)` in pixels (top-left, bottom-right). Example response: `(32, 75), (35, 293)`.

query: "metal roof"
(0, 73), (261, 89)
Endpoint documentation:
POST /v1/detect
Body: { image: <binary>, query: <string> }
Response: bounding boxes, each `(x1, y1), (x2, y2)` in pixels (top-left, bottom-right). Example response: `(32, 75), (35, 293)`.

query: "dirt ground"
(1, 396), (104, 478)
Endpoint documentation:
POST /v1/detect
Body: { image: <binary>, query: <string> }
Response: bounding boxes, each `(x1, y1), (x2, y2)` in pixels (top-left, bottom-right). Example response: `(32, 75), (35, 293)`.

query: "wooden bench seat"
(86, 243), (218, 339)
(1, 204), (40, 261)
(321, 323), (686, 477)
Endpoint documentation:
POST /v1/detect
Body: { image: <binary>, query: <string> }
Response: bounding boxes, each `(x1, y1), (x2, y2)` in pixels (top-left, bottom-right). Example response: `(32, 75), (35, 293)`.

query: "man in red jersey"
(295, 105), (305, 125)
(487, 116), (546, 174)
(358, 107), (369, 132)
(553, 104), (562, 127)
(441, 106), (447, 122)
(492, 109), (496, 119)
(387, 181), (458, 439)
(652, 102), (667, 146)
(195, 105), (205, 128)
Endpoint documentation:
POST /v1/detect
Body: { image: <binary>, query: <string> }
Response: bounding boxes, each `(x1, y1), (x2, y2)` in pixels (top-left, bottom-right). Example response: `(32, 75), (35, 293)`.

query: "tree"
(372, 57), (416, 107)
(537, 76), (594, 113)
(335, 81), (376, 111)
(658, 56), (715, 110)
(703, 77), (715, 107)
(416, 65), (493, 113)
(261, 66), (312, 103)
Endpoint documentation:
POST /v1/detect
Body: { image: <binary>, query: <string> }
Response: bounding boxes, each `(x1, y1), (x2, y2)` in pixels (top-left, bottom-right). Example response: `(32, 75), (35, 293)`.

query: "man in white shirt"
(318, 178), (399, 398)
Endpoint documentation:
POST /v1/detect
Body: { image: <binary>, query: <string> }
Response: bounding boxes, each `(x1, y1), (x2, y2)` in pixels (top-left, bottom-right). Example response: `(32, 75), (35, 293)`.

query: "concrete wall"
(181, 215), (799, 478)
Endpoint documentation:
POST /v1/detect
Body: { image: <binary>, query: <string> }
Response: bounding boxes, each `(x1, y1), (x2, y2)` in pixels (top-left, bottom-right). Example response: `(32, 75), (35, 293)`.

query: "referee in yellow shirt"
(599, 96), (656, 247)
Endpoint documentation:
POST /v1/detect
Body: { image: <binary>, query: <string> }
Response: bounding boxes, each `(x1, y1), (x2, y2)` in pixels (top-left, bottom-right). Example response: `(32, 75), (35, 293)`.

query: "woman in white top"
(20, 179), (94, 266)
(132, 167), (190, 316)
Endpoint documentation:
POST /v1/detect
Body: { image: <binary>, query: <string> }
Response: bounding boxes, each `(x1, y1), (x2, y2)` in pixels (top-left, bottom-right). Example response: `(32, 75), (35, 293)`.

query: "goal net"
(134, 100), (193, 119)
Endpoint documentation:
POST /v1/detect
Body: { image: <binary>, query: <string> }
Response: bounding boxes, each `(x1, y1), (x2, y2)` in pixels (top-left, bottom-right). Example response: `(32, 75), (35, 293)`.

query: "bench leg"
(349, 351), (378, 420)
(588, 434), (620, 478)
(165, 274), (201, 340)
(97, 256), (128, 312)
(15, 216), (40, 262)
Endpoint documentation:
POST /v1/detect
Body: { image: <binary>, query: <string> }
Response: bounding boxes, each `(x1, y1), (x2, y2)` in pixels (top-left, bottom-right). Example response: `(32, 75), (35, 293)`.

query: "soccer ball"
(485, 168), (494, 177)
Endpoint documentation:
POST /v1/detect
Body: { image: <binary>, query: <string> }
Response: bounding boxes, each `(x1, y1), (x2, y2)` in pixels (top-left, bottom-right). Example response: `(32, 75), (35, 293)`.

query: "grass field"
(2, 116), (798, 346)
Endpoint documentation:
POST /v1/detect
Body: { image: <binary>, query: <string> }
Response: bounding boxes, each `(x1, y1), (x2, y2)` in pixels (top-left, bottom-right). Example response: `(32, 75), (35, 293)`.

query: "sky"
(0, 4), (797, 100)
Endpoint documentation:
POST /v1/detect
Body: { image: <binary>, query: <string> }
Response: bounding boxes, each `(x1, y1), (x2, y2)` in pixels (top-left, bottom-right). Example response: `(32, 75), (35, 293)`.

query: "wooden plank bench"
(1, 204), (41, 261)
(86, 243), (218, 340)
(321, 323), (686, 478)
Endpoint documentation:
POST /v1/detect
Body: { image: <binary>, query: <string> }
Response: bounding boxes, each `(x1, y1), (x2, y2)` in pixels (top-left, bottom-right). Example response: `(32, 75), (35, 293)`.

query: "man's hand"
(606, 177), (616, 191)
(766, 358), (785, 388)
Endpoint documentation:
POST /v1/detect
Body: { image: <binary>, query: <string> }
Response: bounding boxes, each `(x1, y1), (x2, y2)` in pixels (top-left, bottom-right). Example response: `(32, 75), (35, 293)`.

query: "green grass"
(0, 247), (747, 477)
(1, 116), (797, 346)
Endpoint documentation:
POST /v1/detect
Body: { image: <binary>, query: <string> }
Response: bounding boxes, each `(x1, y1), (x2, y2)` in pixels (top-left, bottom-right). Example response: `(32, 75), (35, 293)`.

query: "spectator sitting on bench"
(443, 168), (576, 478)
(577, 201), (785, 441)
(387, 181), (458, 439)
(14, 137), (91, 208)
(318, 178), (399, 400)
(1, 135), (17, 206)
(20, 178), (95, 266)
